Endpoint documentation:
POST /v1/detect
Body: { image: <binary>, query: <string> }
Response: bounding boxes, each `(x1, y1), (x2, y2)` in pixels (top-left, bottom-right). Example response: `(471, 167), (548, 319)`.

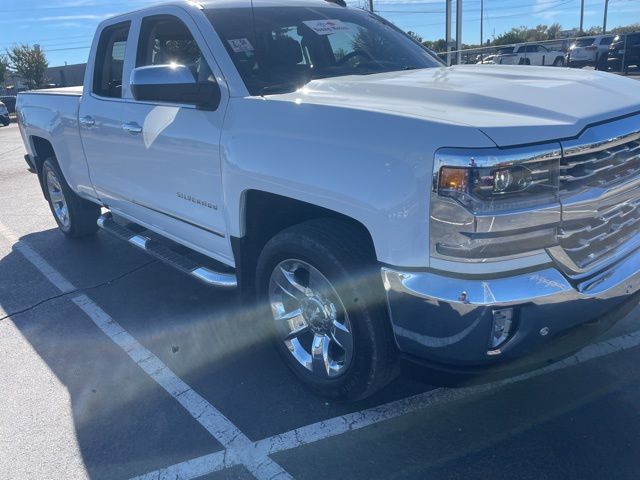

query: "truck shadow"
(0, 227), (436, 478)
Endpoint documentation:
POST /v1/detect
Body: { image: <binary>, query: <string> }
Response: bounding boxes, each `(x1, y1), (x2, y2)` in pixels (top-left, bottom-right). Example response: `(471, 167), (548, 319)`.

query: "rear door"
(530, 45), (546, 65)
(79, 21), (133, 214)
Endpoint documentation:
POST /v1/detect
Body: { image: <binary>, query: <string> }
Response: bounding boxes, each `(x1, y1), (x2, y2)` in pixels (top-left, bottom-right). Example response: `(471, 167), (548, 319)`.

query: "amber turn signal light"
(439, 167), (468, 192)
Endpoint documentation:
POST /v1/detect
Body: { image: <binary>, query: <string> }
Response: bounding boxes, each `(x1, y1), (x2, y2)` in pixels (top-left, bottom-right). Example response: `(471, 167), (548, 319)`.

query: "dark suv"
(598, 33), (640, 73)
(0, 101), (9, 126)
(0, 96), (16, 115)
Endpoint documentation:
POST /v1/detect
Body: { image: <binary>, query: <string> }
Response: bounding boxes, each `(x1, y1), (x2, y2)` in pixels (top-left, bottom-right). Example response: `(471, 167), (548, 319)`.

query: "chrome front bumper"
(382, 247), (640, 367)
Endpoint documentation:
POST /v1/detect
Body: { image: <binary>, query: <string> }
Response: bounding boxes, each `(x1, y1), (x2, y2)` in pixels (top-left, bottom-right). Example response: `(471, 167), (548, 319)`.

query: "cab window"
(93, 22), (130, 98)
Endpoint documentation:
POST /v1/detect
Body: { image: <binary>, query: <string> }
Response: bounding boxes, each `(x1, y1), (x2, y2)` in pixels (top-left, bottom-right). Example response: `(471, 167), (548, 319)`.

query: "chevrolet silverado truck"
(16, 0), (640, 400)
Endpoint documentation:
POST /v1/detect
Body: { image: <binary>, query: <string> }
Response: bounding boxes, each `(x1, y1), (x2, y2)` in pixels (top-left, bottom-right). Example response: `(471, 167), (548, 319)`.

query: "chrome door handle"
(122, 122), (142, 135)
(79, 115), (95, 128)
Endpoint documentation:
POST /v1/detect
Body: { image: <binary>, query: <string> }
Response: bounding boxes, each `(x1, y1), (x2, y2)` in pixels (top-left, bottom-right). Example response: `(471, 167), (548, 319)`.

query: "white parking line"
(2, 219), (640, 480)
(0, 220), (293, 480)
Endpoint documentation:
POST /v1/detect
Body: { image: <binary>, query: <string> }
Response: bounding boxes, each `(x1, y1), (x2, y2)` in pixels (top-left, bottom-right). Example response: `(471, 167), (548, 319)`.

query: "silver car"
(567, 35), (615, 68)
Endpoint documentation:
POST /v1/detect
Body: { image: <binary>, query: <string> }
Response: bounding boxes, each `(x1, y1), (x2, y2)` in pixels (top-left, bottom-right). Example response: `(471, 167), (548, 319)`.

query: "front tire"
(553, 57), (564, 67)
(256, 219), (398, 401)
(41, 158), (100, 237)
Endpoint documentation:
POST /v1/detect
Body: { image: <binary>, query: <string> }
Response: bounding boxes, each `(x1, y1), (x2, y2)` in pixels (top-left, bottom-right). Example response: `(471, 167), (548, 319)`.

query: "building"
(45, 63), (86, 88)
(1, 62), (86, 94)
(1, 72), (28, 95)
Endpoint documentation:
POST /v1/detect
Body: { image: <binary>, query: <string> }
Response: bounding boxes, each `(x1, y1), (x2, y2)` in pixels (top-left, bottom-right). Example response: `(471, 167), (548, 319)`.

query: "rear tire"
(256, 219), (398, 401)
(1, 118), (8, 127)
(41, 158), (100, 237)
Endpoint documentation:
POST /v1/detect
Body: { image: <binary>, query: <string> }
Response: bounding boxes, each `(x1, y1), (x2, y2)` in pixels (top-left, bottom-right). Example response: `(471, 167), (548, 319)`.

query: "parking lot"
(1, 120), (640, 480)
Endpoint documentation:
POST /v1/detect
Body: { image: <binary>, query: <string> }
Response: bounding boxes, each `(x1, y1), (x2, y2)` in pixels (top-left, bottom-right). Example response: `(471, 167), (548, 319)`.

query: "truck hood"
(278, 65), (640, 147)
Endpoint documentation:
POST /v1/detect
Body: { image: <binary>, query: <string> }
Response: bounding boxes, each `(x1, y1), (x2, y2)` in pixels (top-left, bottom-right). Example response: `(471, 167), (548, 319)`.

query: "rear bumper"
(382, 247), (640, 368)
(567, 58), (593, 67)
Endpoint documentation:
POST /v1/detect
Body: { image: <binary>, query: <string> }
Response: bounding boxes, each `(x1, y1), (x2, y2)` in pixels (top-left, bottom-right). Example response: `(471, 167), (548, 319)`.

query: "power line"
(402, 0), (577, 30)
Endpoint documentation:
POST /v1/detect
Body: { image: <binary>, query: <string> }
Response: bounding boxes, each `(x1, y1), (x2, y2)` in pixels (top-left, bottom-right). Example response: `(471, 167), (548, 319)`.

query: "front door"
(107, 11), (231, 263)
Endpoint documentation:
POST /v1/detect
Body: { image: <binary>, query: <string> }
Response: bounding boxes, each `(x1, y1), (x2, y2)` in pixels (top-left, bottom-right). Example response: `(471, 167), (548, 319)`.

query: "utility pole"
(603, 0), (609, 34)
(579, 0), (584, 33)
(446, 0), (452, 65)
(456, 0), (462, 65)
(480, 0), (484, 61)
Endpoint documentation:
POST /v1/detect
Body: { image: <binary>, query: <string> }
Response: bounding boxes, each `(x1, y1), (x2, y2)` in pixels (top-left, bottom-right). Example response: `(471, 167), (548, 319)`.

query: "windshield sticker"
(228, 38), (254, 53)
(302, 19), (350, 36)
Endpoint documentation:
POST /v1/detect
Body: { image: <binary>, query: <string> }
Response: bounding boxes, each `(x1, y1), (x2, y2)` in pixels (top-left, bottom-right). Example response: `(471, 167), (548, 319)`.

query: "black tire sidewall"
(42, 159), (73, 234)
(41, 157), (99, 237)
(256, 222), (394, 400)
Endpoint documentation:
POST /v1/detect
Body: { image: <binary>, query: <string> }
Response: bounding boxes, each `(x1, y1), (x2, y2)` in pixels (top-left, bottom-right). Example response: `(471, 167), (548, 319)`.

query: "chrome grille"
(560, 139), (640, 192)
(558, 197), (640, 270)
(555, 116), (640, 273)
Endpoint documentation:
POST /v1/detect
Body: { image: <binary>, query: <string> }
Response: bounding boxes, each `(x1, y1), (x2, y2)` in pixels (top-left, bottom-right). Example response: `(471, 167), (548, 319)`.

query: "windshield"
(497, 47), (514, 54)
(206, 6), (443, 95)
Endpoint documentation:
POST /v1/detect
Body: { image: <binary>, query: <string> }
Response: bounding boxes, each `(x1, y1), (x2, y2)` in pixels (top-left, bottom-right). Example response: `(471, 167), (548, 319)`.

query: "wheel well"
(30, 136), (55, 174)
(234, 190), (377, 291)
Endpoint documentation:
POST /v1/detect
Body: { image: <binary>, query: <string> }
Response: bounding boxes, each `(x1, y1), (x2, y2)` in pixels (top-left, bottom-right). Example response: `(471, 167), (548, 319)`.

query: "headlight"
(434, 147), (560, 213)
(430, 145), (562, 262)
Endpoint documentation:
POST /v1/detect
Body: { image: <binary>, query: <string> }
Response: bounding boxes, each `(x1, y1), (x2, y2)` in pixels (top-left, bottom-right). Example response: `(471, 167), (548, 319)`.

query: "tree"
(406, 31), (424, 43)
(6, 44), (48, 89)
(422, 38), (447, 53)
(0, 56), (9, 85)
(611, 23), (640, 35)
(546, 23), (562, 40)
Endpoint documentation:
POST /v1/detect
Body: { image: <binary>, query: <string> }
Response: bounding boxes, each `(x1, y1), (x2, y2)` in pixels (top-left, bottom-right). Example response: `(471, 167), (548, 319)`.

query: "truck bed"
(17, 86), (92, 200)
(23, 86), (83, 96)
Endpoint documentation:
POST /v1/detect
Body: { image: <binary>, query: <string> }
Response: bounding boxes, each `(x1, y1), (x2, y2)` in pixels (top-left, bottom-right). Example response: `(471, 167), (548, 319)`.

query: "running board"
(97, 213), (237, 289)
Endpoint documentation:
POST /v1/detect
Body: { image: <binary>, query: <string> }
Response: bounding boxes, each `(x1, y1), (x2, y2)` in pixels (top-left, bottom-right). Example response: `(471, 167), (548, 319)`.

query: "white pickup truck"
(16, 0), (640, 400)
(496, 43), (566, 66)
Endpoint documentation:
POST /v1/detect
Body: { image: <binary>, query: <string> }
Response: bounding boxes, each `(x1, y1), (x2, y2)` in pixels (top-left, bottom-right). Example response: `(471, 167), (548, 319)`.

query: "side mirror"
(130, 64), (221, 111)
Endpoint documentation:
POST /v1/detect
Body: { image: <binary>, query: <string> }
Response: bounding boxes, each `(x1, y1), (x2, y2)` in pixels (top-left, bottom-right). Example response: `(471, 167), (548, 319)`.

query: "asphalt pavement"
(1, 120), (640, 480)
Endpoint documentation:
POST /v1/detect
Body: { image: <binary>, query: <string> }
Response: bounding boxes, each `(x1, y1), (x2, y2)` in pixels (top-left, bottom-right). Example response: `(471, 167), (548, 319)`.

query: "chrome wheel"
(269, 259), (354, 378)
(45, 169), (70, 229)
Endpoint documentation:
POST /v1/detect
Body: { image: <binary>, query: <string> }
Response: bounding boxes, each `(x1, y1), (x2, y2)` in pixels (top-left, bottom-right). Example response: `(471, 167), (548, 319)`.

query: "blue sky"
(0, 0), (639, 67)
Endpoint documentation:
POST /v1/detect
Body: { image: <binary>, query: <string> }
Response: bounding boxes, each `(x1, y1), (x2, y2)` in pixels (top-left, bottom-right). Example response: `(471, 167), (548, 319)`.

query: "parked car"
(476, 54), (496, 64)
(567, 35), (614, 67)
(16, 0), (640, 400)
(0, 101), (9, 126)
(0, 95), (17, 115)
(496, 43), (566, 66)
(598, 33), (640, 73)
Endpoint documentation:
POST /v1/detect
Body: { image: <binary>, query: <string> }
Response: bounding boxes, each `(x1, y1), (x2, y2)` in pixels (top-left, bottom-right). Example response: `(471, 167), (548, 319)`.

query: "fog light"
(490, 308), (514, 349)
